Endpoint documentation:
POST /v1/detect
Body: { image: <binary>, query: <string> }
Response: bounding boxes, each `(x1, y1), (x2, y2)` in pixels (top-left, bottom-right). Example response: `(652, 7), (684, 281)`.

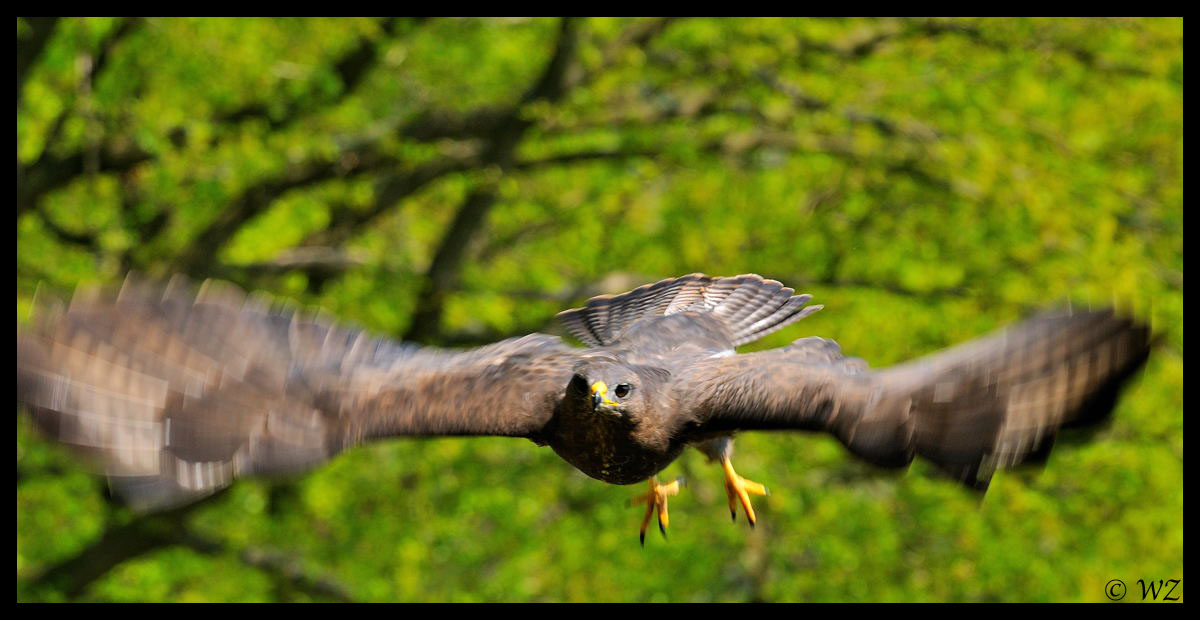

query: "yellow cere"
(590, 381), (620, 407)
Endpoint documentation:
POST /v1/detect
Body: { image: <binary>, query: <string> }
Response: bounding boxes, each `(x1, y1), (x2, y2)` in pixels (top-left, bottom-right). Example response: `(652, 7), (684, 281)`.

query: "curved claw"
(633, 477), (683, 545)
(722, 458), (768, 527)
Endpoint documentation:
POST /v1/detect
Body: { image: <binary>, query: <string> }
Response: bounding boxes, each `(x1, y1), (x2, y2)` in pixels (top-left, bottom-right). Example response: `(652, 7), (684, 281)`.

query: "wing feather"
(556, 273), (821, 349)
(18, 276), (578, 510)
(679, 310), (1151, 489)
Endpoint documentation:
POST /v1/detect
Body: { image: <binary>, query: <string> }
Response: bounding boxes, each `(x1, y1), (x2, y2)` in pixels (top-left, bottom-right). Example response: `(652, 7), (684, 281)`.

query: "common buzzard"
(16, 274), (1151, 543)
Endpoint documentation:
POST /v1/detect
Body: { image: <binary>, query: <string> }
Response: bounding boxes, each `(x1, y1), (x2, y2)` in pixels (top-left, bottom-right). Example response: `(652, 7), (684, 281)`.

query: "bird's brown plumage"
(16, 273), (1151, 510)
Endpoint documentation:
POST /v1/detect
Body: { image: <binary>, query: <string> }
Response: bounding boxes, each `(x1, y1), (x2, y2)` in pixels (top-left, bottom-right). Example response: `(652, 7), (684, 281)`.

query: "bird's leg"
(631, 476), (683, 545)
(721, 457), (769, 527)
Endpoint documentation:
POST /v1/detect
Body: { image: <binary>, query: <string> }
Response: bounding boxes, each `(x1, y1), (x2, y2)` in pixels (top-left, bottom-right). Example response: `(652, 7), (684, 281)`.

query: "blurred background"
(16, 17), (1182, 602)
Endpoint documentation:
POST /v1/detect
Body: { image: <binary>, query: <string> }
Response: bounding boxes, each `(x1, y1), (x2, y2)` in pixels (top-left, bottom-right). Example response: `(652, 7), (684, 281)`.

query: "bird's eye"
(614, 383), (631, 398)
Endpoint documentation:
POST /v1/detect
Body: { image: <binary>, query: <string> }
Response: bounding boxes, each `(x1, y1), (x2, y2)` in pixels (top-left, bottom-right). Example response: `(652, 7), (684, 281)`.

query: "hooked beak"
(590, 381), (620, 410)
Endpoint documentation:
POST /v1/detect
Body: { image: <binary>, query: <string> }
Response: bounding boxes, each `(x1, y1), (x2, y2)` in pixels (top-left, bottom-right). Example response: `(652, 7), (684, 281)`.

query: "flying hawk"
(16, 274), (1151, 543)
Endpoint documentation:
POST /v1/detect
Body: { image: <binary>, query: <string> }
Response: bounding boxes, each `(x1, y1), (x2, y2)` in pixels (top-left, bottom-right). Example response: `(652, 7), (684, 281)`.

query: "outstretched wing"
(17, 277), (579, 510)
(676, 310), (1151, 489)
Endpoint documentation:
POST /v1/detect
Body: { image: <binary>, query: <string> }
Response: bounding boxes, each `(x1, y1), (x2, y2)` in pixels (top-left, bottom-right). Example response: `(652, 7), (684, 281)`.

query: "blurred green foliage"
(16, 17), (1181, 602)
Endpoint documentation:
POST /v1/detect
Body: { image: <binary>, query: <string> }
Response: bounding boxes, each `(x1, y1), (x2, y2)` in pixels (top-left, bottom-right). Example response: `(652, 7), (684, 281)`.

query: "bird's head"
(566, 357), (668, 422)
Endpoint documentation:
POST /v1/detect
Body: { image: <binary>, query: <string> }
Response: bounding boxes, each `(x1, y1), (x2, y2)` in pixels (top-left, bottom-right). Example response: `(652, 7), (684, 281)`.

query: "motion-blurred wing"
(17, 277), (578, 510)
(678, 311), (1151, 489)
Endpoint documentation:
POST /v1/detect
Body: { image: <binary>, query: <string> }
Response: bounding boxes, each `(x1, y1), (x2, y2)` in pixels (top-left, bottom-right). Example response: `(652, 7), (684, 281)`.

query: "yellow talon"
(722, 458), (768, 527)
(632, 476), (682, 545)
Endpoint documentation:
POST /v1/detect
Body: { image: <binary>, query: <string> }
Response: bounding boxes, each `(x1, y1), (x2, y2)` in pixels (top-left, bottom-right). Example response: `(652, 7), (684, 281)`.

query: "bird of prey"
(17, 274), (1151, 543)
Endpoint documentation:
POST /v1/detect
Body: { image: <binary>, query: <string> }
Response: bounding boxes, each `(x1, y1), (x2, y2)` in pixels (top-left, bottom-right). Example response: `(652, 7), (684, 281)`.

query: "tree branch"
(17, 17), (60, 104)
(34, 210), (100, 251)
(401, 17), (586, 342)
(19, 17), (413, 219)
(303, 150), (483, 249)
(214, 17), (420, 130)
(307, 18), (684, 311)
(18, 141), (154, 219)
(404, 186), (500, 342)
(167, 149), (386, 277)
(176, 533), (354, 602)
(18, 18), (148, 216)
(513, 147), (659, 170)
(28, 490), (351, 602)
(398, 18), (678, 144)
(29, 493), (223, 598)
